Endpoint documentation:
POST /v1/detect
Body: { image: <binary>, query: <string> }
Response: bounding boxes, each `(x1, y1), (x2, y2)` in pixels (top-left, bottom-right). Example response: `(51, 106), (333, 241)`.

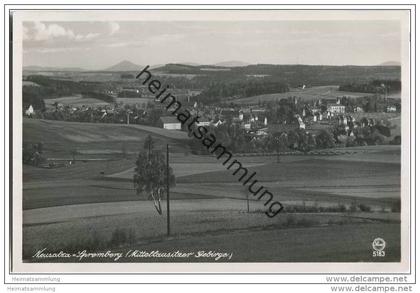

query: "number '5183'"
(373, 251), (385, 257)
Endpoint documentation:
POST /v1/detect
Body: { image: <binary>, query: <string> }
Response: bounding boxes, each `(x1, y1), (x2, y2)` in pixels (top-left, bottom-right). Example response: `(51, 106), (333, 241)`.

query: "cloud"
(75, 32), (100, 41)
(32, 22), (74, 41)
(24, 22), (100, 42)
(108, 22), (120, 35)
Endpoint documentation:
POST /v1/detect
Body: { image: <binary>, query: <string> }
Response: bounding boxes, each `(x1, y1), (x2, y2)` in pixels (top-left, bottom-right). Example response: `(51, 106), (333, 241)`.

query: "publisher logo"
(372, 238), (386, 257)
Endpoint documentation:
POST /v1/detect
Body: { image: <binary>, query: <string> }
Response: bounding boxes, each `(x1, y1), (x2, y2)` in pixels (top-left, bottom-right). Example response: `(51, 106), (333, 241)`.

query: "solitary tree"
(134, 137), (175, 215)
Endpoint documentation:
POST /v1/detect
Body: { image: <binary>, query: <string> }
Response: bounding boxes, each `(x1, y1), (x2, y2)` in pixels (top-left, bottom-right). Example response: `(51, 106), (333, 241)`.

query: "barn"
(160, 116), (182, 130)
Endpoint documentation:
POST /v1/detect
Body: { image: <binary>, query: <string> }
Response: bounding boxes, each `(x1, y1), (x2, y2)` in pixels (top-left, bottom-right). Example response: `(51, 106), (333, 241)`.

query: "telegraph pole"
(166, 144), (170, 236)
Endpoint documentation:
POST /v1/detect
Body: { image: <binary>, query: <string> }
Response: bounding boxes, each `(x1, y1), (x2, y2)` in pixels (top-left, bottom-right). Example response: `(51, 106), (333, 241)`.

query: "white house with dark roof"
(327, 104), (346, 114)
(197, 119), (211, 127)
(160, 116), (181, 130)
(25, 105), (34, 117)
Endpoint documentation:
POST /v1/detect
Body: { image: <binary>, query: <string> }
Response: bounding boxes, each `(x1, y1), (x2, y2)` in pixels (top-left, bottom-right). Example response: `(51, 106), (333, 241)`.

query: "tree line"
(338, 80), (401, 93)
(192, 80), (289, 104)
(189, 119), (396, 155)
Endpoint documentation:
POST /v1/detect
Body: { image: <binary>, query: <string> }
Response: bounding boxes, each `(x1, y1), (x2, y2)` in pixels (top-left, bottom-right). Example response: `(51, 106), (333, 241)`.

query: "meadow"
(22, 119), (401, 262)
(115, 97), (152, 105)
(44, 94), (110, 108)
(23, 118), (188, 158)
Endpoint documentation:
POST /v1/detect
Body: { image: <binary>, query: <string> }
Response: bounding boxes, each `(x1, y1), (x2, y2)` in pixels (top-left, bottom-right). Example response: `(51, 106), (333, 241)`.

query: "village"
(23, 76), (401, 158)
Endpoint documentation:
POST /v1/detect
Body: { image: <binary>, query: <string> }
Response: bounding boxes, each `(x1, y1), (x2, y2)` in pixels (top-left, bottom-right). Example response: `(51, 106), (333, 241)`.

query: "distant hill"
(23, 65), (85, 72)
(177, 62), (201, 67)
(152, 63), (202, 72)
(213, 61), (251, 67)
(104, 60), (143, 71)
(152, 64), (400, 84)
(150, 64), (165, 69)
(379, 61), (401, 66)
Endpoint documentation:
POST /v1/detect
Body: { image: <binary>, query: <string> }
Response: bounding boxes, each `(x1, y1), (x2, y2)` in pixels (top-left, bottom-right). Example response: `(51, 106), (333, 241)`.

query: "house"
(255, 128), (268, 136)
(338, 115), (348, 126)
(160, 116), (181, 130)
(296, 116), (306, 129)
(25, 105), (34, 117)
(197, 119), (211, 127)
(298, 120), (306, 129)
(387, 105), (397, 113)
(250, 108), (266, 116)
(318, 113), (323, 121)
(121, 87), (140, 94)
(327, 104), (346, 114)
(311, 108), (321, 115)
(354, 106), (364, 113)
(212, 119), (224, 127)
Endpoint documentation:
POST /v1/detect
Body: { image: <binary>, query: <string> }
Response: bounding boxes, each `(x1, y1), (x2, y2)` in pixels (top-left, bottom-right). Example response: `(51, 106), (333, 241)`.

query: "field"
(44, 94), (110, 108)
(115, 97), (153, 105)
(22, 119), (401, 262)
(23, 118), (188, 157)
(230, 85), (399, 105)
(120, 223), (401, 262)
(22, 81), (40, 87)
(24, 199), (400, 262)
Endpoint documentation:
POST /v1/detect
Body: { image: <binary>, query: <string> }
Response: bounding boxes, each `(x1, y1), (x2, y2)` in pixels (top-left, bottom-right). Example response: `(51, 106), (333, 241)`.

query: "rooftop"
(160, 116), (181, 124)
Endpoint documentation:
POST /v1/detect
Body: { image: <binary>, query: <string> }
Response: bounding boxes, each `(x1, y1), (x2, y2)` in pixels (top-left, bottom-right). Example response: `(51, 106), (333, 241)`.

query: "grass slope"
(23, 118), (189, 157)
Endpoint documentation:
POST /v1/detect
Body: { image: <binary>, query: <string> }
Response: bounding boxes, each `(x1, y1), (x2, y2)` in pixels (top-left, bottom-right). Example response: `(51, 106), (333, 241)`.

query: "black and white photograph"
(6, 6), (414, 282)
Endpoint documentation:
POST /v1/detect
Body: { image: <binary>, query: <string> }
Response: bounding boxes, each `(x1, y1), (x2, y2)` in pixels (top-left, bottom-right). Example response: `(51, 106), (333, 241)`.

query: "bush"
(22, 143), (47, 166)
(358, 203), (372, 212)
(349, 202), (358, 213)
(337, 204), (347, 213)
(390, 135), (401, 145)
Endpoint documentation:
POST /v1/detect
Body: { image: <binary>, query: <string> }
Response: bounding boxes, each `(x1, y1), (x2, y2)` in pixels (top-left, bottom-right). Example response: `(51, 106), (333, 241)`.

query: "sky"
(22, 20), (401, 70)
